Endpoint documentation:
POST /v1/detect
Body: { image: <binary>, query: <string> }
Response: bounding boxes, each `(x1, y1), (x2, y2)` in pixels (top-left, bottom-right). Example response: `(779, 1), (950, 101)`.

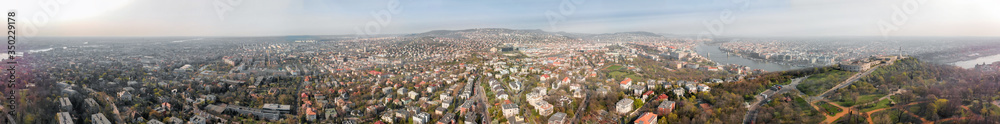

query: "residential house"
(547, 112), (567, 124)
(534, 101), (554, 116)
(464, 113), (478, 124)
(59, 97), (72, 112)
(91, 113), (112, 124)
(658, 100), (676, 115)
(84, 98), (100, 113)
(435, 107), (447, 115)
(118, 91), (133, 101)
(413, 112), (430, 124)
(501, 101), (519, 117)
(616, 98), (634, 114)
(631, 85), (646, 96)
(619, 78), (632, 89)
(672, 88), (685, 97)
(306, 107), (317, 121)
(57, 112), (73, 124)
(147, 119), (165, 124)
(458, 101), (474, 115)
(634, 112), (658, 124)
(698, 84), (710, 92)
(188, 116), (207, 124)
(437, 113), (455, 124)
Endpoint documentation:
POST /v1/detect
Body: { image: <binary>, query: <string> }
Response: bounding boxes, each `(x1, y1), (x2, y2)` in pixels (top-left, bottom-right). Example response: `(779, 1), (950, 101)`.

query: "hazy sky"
(3, 0), (1000, 37)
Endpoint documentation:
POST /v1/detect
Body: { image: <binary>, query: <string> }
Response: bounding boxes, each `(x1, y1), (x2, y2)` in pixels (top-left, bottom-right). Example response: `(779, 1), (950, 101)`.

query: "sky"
(3, 0), (1000, 37)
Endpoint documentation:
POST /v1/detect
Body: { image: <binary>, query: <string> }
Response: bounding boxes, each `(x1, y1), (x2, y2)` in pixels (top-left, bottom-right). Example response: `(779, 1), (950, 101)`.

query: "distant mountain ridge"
(402, 28), (676, 44)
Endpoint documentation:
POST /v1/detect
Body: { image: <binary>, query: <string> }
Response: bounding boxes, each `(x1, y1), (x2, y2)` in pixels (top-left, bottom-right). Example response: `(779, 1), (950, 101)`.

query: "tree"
(279, 94), (294, 105)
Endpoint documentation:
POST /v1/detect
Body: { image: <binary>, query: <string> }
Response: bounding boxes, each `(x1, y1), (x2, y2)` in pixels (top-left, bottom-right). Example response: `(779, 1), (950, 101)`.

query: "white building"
(501, 102), (519, 117)
(619, 78), (633, 89)
(412, 112), (430, 124)
(58, 112), (73, 124)
(547, 112), (568, 124)
(616, 98), (634, 114)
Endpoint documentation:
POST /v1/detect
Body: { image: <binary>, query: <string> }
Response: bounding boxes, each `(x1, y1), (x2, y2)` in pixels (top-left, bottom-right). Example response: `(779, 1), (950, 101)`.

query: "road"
(569, 92), (590, 124)
(743, 76), (807, 124)
(814, 65), (880, 101)
(475, 81), (493, 124)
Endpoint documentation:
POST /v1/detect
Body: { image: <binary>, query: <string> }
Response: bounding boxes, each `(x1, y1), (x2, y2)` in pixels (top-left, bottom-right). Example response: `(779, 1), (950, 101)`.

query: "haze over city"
(4, 0), (1000, 36)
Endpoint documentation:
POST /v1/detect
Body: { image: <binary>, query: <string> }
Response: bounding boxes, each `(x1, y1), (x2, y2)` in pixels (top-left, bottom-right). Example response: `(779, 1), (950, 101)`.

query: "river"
(694, 43), (804, 72)
(953, 54), (1000, 69)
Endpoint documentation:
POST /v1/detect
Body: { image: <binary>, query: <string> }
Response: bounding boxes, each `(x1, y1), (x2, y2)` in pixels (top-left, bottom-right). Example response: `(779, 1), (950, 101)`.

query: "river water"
(953, 54), (1000, 69)
(694, 43), (803, 72)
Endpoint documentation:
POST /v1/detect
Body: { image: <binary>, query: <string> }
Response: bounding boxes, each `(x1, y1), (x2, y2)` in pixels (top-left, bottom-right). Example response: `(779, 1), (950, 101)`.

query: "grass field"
(794, 97), (820, 116)
(796, 70), (856, 96)
(818, 101), (842, 115)
(608, 65), (623, 70)
(860, 99), (892, 112)
(834, 94), (882, 107)
(870, 108), (923, 124)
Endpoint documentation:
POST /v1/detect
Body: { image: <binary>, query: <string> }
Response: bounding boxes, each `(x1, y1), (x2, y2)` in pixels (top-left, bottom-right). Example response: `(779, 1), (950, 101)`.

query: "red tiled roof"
(657, 94), (669, 101)
(634, 112), (658, 124)
(621, 78), (632, 84)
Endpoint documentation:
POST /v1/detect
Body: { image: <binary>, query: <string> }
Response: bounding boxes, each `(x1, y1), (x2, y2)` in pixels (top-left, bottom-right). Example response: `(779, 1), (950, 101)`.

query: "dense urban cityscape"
(6, 28), (997, 124)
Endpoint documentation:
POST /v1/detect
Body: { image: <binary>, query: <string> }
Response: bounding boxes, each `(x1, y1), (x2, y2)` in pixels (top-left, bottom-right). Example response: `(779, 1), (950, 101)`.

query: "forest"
(755, 58), (1000, 123)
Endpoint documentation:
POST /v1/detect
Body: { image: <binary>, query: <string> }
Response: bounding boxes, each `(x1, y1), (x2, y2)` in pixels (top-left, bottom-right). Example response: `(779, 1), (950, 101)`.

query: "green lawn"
(985, 102), (1000, 116)
(907, 105), (922, 114)
(870, 108), (923, 124)
(796, 70), (855, 96)
(861, 99), (892, 112)
(833, 113), (866, 124)
(609, 71), (627, 77)
(625, 74), (643, 81)
(856, 94), (882, 105)
(818, 102), (843, 115)
(608, 65), (623, 70)
(834, 94), (882, 107)
(793, 97), (820, 116)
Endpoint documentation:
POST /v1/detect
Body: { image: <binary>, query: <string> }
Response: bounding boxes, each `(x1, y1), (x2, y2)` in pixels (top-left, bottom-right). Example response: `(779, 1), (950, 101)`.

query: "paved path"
(814, 65), (879, 102)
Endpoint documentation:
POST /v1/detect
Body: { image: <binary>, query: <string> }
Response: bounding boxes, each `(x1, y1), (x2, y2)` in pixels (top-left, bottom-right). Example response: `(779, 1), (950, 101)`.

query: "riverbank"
(694, 43), (804, 72)
(951, 54), (1000, 69)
